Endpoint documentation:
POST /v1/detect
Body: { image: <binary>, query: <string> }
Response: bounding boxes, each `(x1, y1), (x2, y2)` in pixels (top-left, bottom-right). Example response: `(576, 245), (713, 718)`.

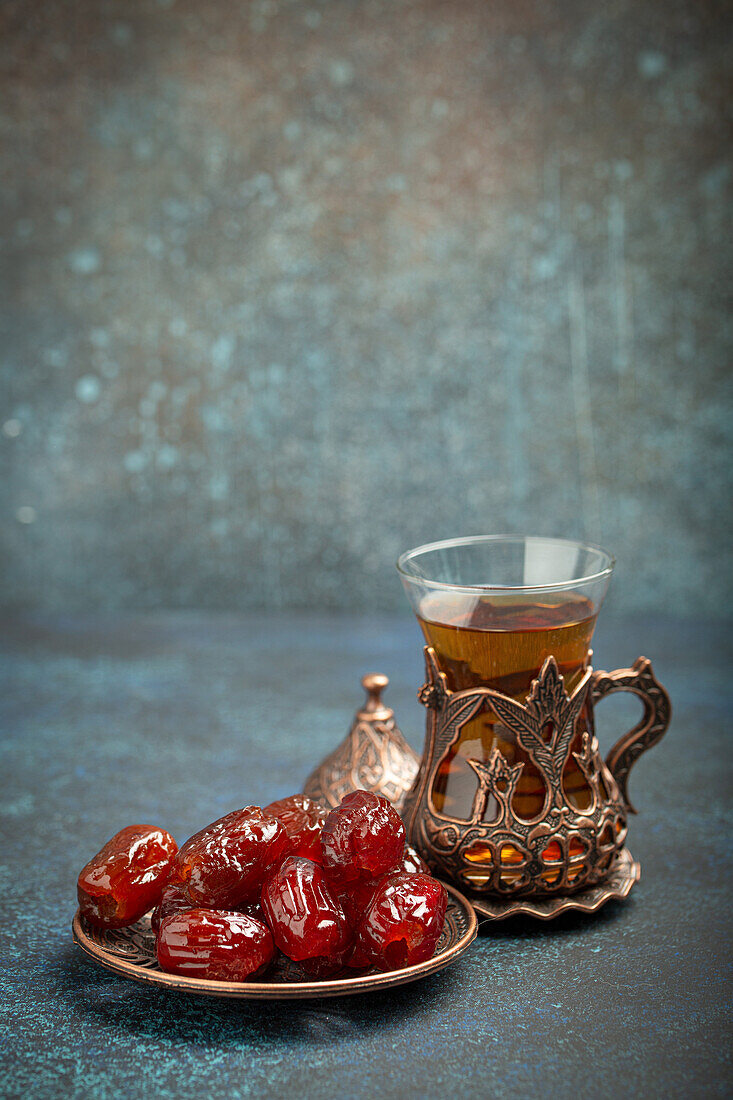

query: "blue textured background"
(1, 0), (731, 616)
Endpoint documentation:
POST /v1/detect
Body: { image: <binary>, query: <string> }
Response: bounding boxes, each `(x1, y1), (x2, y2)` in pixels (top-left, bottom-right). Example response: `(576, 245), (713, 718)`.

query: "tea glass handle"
(590, 657), (672, 814)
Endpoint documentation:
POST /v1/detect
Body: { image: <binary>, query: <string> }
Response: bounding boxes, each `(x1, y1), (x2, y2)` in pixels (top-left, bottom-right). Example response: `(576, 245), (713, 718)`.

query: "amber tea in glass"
(399, 537), (614, 825)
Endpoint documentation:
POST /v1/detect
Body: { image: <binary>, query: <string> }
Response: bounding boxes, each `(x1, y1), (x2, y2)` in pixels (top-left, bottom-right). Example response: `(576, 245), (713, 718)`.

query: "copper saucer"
(467, 846), (640, 921)
(72, 883), (477, 999)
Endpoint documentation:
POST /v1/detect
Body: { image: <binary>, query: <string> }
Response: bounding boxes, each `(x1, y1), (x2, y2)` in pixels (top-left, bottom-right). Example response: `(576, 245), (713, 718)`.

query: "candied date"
(353, 872), (447, 971)
(170, 806), (288, 909)
(263, 794), (327, 862)
(157, 909), (275, 981)
(320, 790), (405, 888)
(77, 824), (177, 928)
(261, 855), (352, 963)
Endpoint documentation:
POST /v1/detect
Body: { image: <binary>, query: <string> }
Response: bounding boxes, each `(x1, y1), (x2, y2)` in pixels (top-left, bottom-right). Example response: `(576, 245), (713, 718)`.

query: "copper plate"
(468, 846), (640, 921)
(72, 884), (477, 1000)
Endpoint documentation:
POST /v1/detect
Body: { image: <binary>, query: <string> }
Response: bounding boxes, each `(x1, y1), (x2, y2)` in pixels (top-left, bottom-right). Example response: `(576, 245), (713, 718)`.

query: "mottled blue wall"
(1, 0), (730, 616)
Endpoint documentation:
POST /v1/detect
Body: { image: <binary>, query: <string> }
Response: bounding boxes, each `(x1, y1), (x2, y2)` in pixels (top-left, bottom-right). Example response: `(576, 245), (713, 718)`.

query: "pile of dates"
(77, 791), (447, 982)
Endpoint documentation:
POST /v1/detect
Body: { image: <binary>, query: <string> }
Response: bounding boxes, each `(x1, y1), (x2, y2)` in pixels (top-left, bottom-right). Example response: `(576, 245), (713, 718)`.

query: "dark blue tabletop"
(1, 612), (731, 1099)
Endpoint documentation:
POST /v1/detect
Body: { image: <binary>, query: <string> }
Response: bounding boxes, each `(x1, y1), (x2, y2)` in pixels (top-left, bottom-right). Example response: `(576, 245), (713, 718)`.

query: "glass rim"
(396, 534), (615, 594)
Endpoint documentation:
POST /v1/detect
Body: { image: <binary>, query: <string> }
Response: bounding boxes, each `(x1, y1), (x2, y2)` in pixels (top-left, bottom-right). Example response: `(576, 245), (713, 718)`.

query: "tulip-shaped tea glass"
(398, 536), (671, 901)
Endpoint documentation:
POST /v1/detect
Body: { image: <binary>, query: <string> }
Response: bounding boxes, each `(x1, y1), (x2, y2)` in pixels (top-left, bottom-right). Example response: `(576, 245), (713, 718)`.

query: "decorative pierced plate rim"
(72, 883), (477, 1000)
(467, 846), (640, 921)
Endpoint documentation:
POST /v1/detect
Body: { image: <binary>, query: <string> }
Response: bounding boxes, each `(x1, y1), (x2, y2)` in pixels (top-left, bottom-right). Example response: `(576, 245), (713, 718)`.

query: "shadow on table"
(475, 896), (635, 939)
(53, 945), (465, 1048)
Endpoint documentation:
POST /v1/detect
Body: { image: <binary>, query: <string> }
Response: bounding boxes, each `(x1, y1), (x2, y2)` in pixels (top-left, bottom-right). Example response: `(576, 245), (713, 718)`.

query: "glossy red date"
(352, 872), (447, 970)
(261, 855), (352, 963)
(320, 790), (406, 889)
(77, 824), (178, 928)
(170, 806), (288, 909)
(157, 909), (275, 981)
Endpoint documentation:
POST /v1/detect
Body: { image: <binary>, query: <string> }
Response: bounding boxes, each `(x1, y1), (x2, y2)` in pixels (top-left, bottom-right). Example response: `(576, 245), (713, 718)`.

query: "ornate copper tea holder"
(305, 649), (670, 922)
(403, 647), (670, 918)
